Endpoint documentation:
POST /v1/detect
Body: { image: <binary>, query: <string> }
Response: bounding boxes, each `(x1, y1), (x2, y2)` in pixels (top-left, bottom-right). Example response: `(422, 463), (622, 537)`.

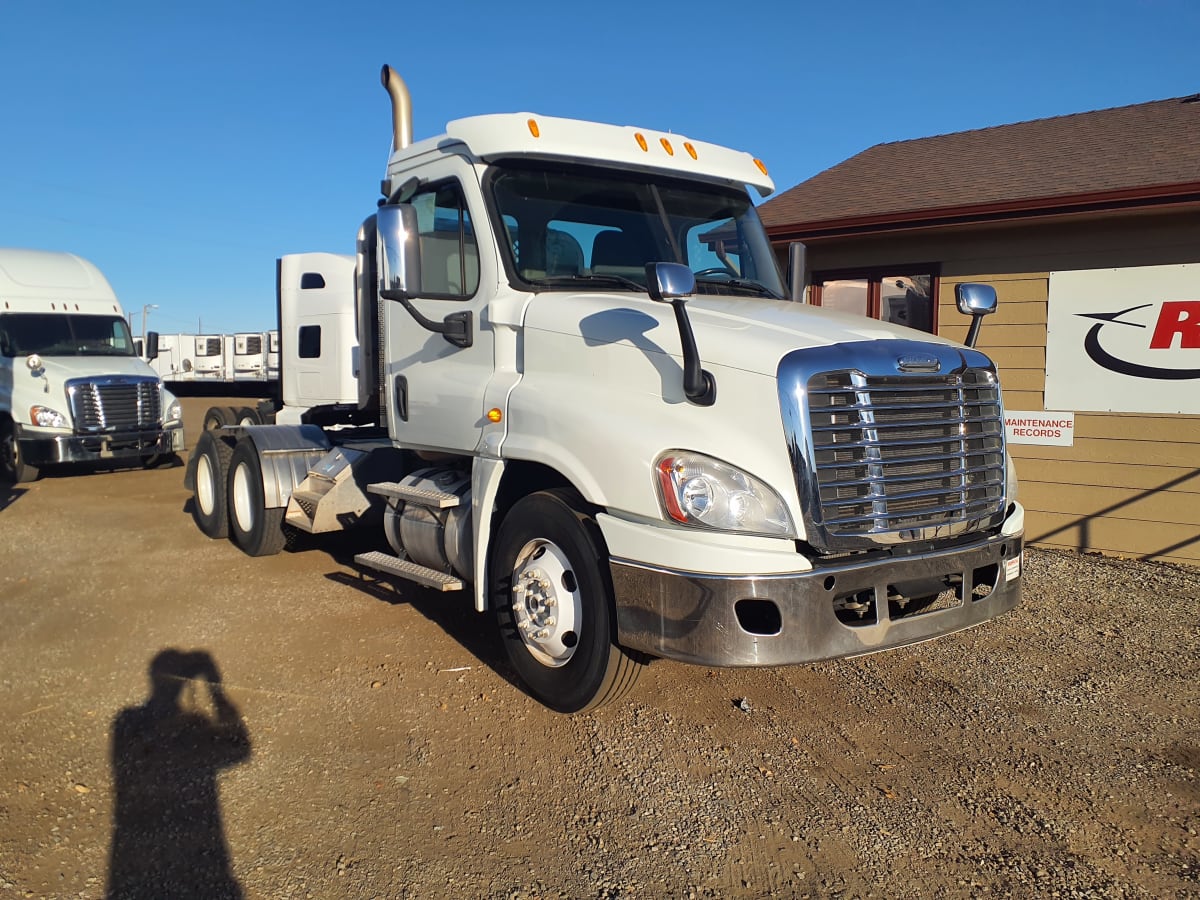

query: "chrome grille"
(67, 377), (161, 433)
(808, 368), (1004, 537)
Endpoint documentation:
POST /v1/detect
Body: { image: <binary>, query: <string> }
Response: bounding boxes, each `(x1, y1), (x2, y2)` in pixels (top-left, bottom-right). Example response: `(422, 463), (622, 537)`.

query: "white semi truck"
(0, 248), (185, 483)
(186, 67), (1024, 712)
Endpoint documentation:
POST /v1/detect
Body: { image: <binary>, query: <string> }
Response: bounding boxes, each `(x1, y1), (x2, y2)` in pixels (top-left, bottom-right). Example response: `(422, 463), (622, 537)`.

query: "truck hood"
(527, 291), (964, 377)
(18, 354), (163, 384)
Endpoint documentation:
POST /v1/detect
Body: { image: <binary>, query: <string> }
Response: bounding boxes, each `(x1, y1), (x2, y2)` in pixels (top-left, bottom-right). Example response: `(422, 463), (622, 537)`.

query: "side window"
(298, 325), (321, 359)
(410, 182), (479, 298)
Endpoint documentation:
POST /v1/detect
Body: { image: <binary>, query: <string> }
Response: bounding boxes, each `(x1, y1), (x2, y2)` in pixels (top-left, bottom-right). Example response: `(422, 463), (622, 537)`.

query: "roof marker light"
(684, 142), (698, 160)
(753, 158), (769, 177)
(660, 138), (675, 156)
(527, 119), (540, 138)
(634, 133), (648, 152)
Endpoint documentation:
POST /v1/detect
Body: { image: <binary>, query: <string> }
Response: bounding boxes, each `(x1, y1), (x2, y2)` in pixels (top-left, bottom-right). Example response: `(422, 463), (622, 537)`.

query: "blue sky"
(1, 0), (1195, 334)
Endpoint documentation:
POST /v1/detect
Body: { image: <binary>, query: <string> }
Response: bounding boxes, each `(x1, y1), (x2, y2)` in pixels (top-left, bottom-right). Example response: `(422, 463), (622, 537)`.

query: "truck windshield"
(488, 162), (786, 299)
(0, 313), (137, 358)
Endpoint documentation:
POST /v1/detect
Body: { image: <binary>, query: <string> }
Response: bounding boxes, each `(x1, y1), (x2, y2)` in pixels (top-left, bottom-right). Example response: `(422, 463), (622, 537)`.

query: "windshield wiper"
(538, 274), (646, 293)
(694, 275), (779, 298)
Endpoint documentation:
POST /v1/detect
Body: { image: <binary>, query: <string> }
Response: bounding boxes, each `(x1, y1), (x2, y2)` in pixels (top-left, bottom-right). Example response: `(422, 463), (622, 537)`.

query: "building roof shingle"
(759, 95), (1200, 236)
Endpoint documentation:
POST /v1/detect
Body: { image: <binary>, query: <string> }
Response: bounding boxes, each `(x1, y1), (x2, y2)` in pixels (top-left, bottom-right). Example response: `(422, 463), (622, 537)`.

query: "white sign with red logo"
(1046, 264), (1200, 414)
(1005, 411), (1075, 446)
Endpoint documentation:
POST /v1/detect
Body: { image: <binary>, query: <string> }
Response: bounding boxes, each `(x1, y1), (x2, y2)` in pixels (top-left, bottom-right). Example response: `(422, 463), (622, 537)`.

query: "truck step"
(354, 551), (464, 592)
(284, 511), (317, 533)
(289, 489), (324, 518)
(367, 481), (462, 508)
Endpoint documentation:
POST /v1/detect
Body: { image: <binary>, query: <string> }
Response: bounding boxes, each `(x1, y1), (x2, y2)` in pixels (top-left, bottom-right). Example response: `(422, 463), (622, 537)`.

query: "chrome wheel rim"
(510, 539), (582, 667)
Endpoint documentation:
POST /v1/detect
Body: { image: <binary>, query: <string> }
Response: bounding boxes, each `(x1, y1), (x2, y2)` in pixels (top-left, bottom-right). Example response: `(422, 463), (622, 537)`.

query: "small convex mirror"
(645, 262), (696, 302)
(955, 283), (998, 317)
(377, 203), (422, 300)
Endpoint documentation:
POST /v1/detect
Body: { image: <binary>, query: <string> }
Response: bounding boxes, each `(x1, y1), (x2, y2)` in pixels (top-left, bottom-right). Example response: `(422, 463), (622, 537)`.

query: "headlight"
(30, 406), (68, 428)
(166, 400), (183, 423)
(655, 451), (795, 537)
(1006, 452), (1019, 505)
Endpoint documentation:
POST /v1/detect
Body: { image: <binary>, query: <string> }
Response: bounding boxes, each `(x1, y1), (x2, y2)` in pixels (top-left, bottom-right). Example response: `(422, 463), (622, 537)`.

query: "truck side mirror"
(146, 331), (160, 360)
(376, 203), (472, 349)
(788, 241), (807, 303)
(377, 203), (422, 299)
(954, 283), (997, 348)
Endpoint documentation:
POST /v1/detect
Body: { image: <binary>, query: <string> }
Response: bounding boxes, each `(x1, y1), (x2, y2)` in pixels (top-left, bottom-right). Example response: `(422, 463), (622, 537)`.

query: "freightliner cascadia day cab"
(0, 248), (185, 483)
(186, 67), (1024, 713)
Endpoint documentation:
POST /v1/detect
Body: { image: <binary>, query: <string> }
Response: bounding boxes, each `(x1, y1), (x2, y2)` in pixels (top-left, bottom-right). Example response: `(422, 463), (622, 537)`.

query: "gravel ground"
(0, 399), (1197, 898)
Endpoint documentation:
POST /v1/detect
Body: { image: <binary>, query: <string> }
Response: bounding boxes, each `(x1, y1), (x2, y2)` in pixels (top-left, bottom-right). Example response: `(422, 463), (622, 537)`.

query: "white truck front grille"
(67, 377), (161, 433)
(807, 369), (1004, 537)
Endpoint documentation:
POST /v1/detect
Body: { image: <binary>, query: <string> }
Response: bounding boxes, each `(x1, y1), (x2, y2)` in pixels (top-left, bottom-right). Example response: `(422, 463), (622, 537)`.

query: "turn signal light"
(487, 408), (503, 423)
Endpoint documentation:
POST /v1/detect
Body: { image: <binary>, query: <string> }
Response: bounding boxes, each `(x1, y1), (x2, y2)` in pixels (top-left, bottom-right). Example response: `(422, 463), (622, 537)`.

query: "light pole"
(141, 304), (159, 348)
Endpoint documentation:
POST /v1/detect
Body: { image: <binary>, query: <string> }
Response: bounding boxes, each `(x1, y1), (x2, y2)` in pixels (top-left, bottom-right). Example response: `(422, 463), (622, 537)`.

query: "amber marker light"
(660, 138), (674, 156)
(634, 133), (649, 152)
(753, 158), (769, 176)
(655, 457), (689, 524)
(487, 408), (503, 423)
(527, 119), (540, 138)
(684, 142), (698, 160)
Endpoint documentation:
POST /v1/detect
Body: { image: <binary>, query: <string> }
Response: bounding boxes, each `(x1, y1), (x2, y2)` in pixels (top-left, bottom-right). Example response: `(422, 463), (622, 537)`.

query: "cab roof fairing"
(382, 113), (775, 198)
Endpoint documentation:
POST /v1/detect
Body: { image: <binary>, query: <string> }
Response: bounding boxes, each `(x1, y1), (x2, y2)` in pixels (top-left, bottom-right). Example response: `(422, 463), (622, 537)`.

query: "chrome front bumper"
(19, 423), (185, 465)
(611, 531), (1022, 667)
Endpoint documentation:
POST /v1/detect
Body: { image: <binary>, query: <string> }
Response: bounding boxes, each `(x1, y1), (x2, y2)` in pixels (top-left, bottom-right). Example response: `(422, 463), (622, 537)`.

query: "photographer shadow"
(106, 649), (251, 900)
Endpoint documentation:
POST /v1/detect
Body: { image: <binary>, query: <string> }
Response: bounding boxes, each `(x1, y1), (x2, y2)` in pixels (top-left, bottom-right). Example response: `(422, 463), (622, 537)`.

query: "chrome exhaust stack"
(380, 65), (413, 152)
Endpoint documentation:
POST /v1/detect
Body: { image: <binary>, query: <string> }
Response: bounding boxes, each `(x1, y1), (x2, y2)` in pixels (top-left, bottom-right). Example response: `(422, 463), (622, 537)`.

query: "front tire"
(491, 489), (643, 713)
(1, 418), (40, 484)
(191, 430), (233, 538)
(227, 438), (288, 557)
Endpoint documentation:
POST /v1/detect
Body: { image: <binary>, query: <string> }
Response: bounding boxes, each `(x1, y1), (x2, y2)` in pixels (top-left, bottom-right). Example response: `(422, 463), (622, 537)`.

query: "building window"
(812, 269), (938, 333)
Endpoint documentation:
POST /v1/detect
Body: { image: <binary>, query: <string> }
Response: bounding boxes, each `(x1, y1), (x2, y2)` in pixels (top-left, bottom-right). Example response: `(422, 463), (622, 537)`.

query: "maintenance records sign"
(1046, 264), (1200, 414)
(1005, 411), (1075, 446)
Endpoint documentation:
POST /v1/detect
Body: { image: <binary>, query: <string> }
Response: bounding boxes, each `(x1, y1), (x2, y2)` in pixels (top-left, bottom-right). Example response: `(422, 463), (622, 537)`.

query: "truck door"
(384, 164), (497, 455)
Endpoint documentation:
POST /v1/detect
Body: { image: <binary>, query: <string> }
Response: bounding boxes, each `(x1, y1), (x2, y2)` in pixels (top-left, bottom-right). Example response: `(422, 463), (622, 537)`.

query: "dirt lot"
(1, 398), (1197, 898)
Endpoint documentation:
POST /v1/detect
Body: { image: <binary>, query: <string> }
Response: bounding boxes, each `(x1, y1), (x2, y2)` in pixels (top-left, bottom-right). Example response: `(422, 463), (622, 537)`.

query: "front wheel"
(0, 418), (40, 484)
(227, 438), (288, 557)
(491, 489), (643, 713)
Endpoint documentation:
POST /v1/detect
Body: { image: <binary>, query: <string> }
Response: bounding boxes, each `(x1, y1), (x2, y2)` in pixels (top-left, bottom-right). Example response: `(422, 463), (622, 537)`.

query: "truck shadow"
(36, 454), (185, 481)
(107, 648), (251, 900)
(0, 485), (25, 512)
(318, 531), (521, 694)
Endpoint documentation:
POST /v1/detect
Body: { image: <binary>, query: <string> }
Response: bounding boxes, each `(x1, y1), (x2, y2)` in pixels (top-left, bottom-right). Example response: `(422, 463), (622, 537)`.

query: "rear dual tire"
(227, 439), (288, 557)
(192, 430), (233, 538)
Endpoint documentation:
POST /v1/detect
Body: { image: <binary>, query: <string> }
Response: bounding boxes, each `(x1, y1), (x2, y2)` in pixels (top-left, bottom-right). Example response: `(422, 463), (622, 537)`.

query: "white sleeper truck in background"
(185, 67), (1024, 713)
(0, 248), (184, 483)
